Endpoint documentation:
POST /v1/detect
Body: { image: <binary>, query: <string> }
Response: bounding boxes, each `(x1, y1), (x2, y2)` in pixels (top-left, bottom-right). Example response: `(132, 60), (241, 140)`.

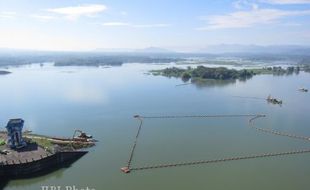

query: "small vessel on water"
(299, 87), (308, 92)
(0, 118), (96, 179)
(267, 95), (283, 105)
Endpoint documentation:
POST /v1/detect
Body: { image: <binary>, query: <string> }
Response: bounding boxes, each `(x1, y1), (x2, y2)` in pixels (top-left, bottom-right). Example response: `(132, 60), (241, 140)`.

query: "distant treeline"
(301, 64), (310, 73)
(54, 56), (182, 66)
(0, 53), (183, 67)
(151, 66), (303, 82)
(54, 57), (123, 66)
(1, 51), (310, 67)
(0, 56), (47, 66)
(251, 66), (301, 75)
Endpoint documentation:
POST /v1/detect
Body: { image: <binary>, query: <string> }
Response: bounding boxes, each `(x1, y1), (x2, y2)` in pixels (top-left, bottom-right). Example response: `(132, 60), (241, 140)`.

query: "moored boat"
(299, 88), (308, 92)
(266, 95), (283, 105)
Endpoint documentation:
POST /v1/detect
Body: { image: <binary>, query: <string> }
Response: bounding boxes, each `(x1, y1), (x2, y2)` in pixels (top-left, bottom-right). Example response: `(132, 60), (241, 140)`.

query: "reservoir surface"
(1, 63), (310, 190)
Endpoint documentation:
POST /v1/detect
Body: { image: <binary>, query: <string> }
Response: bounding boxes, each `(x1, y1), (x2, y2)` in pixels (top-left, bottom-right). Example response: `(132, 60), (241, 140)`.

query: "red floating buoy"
(121, 167), (130, 173)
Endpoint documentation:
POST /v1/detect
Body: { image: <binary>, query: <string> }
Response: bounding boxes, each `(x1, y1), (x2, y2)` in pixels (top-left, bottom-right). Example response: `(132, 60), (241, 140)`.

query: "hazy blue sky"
(0, 0), (309, 51)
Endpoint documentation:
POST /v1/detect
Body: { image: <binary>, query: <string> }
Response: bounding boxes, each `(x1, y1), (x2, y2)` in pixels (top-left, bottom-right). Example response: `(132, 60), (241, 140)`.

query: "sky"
(0, 0), (309, 51)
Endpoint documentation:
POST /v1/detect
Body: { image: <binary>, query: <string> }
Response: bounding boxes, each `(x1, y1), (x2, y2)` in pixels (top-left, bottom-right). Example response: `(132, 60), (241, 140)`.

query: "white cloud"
(133, 24), (170, 28)
(197, 8), (310, 30)
(0, 11), (16, 19)
(233, 0), (259, 9)
(0, 28), (96, 51)
(31, 14), (56, 21)
(260, 0), (310, 4)
(103, 22), (130, 26)
(47, 4), (107, 20)
(102, 22), (170, 28)
(282, 22), (302, 26)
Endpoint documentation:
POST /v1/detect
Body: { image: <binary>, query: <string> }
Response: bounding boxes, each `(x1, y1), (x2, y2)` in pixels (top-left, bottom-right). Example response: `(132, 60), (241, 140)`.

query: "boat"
(266, 95), (283, 105)
(0, 119), (94, 179)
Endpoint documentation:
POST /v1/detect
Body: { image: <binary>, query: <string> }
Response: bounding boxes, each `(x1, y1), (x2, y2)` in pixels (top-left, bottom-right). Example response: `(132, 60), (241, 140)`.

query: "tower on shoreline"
(6, 118), (27, 149)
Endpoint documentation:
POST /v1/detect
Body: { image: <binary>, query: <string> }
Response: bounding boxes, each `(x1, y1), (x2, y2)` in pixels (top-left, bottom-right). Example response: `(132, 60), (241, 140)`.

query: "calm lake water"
(1, 63), (310, 190)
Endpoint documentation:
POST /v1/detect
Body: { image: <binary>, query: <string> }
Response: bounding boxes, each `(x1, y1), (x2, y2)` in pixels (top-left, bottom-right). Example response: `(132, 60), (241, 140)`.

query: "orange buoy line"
(249, 116), (310, 141)
(121, 116), (143, 173)
(138, 114), (265, 119)
(121, 114), (310, 174)
(130, 149), (310, 171)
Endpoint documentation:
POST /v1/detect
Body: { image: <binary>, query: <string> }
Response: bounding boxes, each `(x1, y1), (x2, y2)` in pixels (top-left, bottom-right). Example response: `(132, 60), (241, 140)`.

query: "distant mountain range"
(197, 44), (310, 54)
(94, 45), (310, 55)
(1, 45), (310, 67)
(1, 45), (310, 55)
(135, 47), (174, 53)
(94, 47), (174, 53)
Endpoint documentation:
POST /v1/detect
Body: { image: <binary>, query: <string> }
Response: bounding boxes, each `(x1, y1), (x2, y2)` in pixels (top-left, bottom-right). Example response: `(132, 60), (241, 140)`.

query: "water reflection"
(2, 164), (70, 189)
(64, 84), (108, 104)
(192, 79), (236, 88)
(1, 63), (310, 190)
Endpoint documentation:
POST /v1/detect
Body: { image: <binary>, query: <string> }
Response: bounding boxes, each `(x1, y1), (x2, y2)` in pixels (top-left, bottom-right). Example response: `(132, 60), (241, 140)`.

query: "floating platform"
(0, 132), (88, 179)
(121, 167), (130, 173)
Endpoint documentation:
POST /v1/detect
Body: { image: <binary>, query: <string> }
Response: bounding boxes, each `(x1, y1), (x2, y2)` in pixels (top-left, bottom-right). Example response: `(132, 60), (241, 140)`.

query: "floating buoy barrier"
(138, 114), (265, 119)
(122, 114), (310, 174)
(130, 149), (310, 171)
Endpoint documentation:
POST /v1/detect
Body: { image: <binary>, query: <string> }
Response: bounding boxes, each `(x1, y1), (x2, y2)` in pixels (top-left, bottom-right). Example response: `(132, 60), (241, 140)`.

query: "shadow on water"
(0, 155), (85, 189)
(1, 179), (9, 189)
(3, 169), (68, 189)
(175, 73), (255, 89)
(191, 78), (238, 88)
(175, 79), (238, 89)
(1, 164), (72, 189)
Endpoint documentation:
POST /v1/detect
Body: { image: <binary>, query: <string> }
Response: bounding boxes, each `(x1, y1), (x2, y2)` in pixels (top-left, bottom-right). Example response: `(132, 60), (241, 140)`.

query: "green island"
(176, 60), (243, 66)
(150, 66), (303, 82)
(0, 70), (11, 75)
